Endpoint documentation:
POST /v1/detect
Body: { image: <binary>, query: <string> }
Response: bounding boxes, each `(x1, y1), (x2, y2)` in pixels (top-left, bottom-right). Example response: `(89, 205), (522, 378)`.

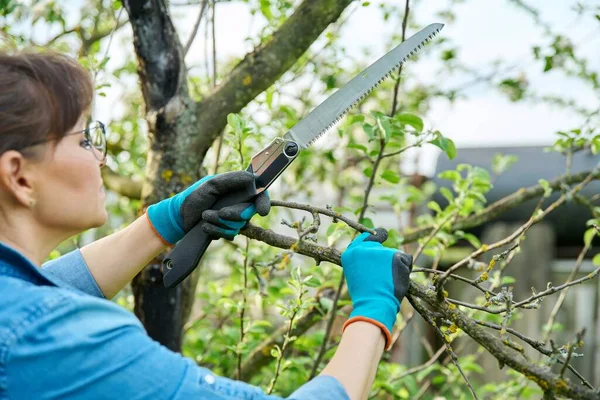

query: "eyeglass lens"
(88, 123), (106, 158)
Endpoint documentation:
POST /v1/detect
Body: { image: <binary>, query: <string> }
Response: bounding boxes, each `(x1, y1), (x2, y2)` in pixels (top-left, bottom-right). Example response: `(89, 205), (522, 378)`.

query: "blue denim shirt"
(0, 242), (349, 400)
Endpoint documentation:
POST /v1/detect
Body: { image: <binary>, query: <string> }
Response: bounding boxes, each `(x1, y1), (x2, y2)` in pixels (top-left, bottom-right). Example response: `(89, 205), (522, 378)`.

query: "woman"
(0, 50), (413, 400)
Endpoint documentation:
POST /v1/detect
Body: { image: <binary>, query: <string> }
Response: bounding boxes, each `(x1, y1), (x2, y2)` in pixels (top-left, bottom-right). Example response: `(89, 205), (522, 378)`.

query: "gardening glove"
(341, 228), (413, 350)
(146, 171), (270, 245)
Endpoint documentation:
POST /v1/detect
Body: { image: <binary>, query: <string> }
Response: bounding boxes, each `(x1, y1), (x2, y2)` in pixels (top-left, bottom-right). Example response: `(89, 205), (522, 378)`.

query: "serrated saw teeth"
(287, 23), (444, 148)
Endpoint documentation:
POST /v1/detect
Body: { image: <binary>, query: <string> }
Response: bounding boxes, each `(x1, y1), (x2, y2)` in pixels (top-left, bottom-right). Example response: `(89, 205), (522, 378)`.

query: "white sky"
(15, 0), (600, 176)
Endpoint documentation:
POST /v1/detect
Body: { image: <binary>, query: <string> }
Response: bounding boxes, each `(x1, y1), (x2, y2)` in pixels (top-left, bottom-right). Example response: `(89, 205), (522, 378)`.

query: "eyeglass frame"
(11, 121), (107, 161)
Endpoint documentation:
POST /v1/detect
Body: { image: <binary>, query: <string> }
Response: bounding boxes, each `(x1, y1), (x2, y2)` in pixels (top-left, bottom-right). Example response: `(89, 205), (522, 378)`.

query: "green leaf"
(303, 276), (321, 288)
(544, 56), (553, 72)
(501, 276), (516, 285)
(461, 361), (484, 374)
(429, 132), (456, 159)
(584, 228), (596, 247)
(427, 201), (442, 214)
(377, 117), (392, 143)
(591, 136), (600, 155)
(347, 143), (367, 153)
(492, 153), (518, 175)
(468, 191), (487, 204)
(381, 169), (400, 184)
(396, 113), (424, 132)
(593, 253), (600, 266)
(440, 187), (454, 203)
(438, 170), (461, 182)
(363, 167), (373, 178)
(538, 179), (552, 198)
(348, 114), (365, 124)
(360, 218), (374, 229)
(462, 233), (481, 249)
(363, 123), (376, 141)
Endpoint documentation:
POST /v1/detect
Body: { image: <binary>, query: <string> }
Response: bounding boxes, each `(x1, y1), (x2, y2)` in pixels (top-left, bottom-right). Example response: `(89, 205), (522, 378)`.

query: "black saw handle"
(162, 137), (299, 288)
(162, 183), (257, 288)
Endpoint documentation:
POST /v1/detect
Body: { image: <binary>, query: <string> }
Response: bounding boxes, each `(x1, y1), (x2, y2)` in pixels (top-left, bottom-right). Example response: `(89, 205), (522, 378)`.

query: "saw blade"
(284, 23), (444, 149)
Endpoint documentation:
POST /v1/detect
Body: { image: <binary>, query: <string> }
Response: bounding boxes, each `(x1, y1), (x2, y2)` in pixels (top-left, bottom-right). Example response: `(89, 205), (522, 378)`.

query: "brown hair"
(0, 50), (94, 157)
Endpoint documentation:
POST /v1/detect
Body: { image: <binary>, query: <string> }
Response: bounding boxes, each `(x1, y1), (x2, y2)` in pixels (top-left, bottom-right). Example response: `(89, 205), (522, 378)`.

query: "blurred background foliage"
(2, 0), (600, 398)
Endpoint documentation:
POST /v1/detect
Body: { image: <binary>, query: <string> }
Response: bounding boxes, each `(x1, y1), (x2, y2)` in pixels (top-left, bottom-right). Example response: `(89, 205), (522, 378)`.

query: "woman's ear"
(0, 151), (36, 208)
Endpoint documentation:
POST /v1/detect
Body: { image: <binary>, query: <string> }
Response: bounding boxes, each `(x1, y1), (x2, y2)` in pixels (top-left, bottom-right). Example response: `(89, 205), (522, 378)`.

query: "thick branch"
(101, 168), (143, 199)
(240, 224), (598, 399)
(192, 0), (354, 156)
(409, 283), (598, 399)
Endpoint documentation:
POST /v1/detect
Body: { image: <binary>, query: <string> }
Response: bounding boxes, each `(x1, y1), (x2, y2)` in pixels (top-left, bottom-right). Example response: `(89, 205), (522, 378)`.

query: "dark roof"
(431, 145), (599, 247)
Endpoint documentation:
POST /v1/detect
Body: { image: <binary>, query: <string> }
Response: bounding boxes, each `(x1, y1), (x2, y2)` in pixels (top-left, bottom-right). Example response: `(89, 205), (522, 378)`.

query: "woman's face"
(32, 117), (108, 233)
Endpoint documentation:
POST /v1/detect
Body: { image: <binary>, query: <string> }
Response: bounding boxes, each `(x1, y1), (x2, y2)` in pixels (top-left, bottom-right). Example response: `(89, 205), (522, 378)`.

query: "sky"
(14, 0), (600, 176)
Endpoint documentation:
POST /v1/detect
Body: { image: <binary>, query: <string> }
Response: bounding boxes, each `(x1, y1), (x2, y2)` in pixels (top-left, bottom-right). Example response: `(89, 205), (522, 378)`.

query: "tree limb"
(401, 169), (600, 244)
(184, 0), (208, 55)
(240, 224), (599, 398)
(101, 168), (143, 199)
(192, 0), (354, 157)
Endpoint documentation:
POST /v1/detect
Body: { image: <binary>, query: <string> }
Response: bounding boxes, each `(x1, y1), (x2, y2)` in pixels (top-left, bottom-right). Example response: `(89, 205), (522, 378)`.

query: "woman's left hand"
(146, 171), (270, 245)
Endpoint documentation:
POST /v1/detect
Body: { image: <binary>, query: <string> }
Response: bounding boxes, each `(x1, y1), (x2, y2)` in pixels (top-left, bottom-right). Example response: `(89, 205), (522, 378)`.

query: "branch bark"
(191, 0), (354, 157)
(123, 0), (203, 352)
(402, 169), (600, 244)
(122, 0), (354, 352)
(101, 168), (142, 200)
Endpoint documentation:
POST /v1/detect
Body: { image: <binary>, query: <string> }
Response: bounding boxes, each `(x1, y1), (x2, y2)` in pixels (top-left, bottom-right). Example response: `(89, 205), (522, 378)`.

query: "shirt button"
(204, 374), (215, 385)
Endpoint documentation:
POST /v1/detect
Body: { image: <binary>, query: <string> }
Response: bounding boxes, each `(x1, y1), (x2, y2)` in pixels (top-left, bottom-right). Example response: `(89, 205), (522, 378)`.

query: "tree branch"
(192, 0), (354, 157)
(401, 169), (600, 244)
(101, 168), (143, 199)
(240, 224), (599, 398)
(409, 282), (597, 399)
(184, 0), (208, 55)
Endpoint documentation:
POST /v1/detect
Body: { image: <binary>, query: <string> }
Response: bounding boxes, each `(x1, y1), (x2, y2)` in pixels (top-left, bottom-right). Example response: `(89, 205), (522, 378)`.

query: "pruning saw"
(162, 23), (444, 288)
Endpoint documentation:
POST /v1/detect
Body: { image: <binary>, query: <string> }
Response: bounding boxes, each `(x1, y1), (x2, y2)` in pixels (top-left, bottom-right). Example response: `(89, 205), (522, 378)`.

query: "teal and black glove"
(341, 228), (413, 350)
(146, 171), (270, 245)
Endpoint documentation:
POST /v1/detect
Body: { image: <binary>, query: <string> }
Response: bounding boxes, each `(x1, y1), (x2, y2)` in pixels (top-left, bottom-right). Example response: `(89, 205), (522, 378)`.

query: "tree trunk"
(122, 0), (354, 352)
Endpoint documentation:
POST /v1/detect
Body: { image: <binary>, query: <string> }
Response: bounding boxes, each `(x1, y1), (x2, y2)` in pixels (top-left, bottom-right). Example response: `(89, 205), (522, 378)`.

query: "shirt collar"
(0, 241), (61, 287)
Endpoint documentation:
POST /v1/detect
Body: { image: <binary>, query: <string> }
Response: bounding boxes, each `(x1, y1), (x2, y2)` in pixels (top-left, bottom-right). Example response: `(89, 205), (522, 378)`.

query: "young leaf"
(381, 169), (400, 184)
(429, 131), (456, 159)
(396, 113), (424, 132)
(427, 201), (442, 214)
(360, 218), (374, 229)
(538, 179), (552, 198)
(584, 228), (596, 247)
(462, 233), (482, 249)
(347, 143), (367, 153)
(440, 187), (454, 203)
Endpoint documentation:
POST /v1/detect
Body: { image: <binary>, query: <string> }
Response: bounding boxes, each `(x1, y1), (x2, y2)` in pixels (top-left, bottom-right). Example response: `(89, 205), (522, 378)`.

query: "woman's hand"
(340, 228), (413, 350)
(146, 171), (270, 245)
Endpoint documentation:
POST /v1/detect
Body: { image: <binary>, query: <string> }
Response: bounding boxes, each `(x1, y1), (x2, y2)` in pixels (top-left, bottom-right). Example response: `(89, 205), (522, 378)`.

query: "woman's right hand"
(340, 228), (413, 350)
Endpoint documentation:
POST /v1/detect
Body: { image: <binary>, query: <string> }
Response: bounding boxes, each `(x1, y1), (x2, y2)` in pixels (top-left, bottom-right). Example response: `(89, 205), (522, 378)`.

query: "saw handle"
(162, 185), (257, 288)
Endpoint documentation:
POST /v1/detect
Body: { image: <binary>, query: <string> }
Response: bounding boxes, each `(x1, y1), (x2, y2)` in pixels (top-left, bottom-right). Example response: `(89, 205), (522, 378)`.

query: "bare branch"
(239, 224), (599, 398)
(402, 169), (600, 244)
(436, 169), (598, 290)
(193, 0), (354, 157)
(184, 0), (208, 55)
(271, 200), (375, 235)
(408, 294), (479, 400)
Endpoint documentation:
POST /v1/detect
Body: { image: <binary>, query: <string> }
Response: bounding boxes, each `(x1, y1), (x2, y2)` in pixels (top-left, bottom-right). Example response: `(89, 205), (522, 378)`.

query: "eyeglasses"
(78, 121), (107, 161)
(14, 121), (107, 161)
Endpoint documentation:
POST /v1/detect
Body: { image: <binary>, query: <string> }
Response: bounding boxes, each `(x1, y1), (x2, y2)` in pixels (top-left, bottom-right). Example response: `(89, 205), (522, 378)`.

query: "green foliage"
(8, 0), (600, 398)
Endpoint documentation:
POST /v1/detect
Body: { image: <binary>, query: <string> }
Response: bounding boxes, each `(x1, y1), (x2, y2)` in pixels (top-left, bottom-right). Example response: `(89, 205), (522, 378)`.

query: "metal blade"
(284, 23), (444, 149)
